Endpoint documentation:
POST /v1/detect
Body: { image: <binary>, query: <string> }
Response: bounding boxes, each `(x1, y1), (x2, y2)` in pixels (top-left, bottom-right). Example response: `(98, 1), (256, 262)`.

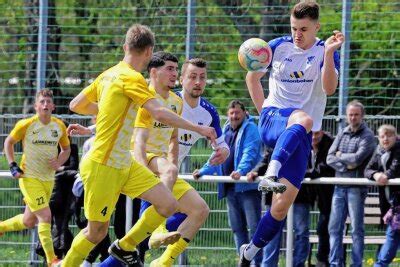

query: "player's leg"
(148, 156), (179, 191)
(240, 136), (311, 266)
(153, 187), (209, 267)
(62, 159), (122, 267)
(258, 107), (313, 193)
(115, 160), (177, 259)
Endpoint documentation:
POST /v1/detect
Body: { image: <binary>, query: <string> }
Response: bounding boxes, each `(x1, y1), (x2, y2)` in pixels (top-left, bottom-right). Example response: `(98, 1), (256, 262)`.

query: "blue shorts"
(258, 107), (312, 189)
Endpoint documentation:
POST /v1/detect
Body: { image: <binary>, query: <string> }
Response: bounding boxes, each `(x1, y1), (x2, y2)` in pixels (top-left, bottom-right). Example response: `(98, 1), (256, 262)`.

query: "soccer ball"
(238, 38), (273, 71)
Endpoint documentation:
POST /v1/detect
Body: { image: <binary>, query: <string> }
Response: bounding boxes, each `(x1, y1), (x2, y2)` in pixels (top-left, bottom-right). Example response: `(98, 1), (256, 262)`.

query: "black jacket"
(365, 141), (400, 218)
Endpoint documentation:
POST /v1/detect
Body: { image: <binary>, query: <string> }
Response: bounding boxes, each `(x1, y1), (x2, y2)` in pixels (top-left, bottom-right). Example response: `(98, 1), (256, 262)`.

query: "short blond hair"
(35, 89), (53, 101)
(125, 24), (155, 53)
(378, 124), (397, 136)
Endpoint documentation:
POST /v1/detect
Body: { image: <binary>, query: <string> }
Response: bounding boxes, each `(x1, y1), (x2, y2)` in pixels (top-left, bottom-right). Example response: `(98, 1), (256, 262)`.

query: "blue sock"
(271, 124), (307, 165)
(166, 212), (187, 231)
(252, 210), (285, 248)
(98, 256), (125, 267)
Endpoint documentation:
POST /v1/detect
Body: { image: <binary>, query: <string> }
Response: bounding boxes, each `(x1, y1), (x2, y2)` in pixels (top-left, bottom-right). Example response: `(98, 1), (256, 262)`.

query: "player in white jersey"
(239, 2), (344, 266)
(177, 58), (229, 166)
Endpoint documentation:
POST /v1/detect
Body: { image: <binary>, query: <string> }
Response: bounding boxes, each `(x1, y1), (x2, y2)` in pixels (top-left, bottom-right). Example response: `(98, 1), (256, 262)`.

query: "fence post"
(36, 0), (48, 91)
(338, 0), (352, 130)
(185, 0), (196, 59)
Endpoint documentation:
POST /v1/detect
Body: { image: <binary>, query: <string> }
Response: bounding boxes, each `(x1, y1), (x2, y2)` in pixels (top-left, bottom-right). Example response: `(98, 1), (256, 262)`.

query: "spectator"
(306, 130), (335, 267)
(82, 116), (96, 157)
(365, 124), (400, 267)
(197, 100), (263, 266)
(327, 100), (376, 267)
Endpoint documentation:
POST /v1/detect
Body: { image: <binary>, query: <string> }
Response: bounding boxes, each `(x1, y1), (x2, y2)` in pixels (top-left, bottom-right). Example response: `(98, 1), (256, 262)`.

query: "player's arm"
(133, 127), (150, 167)
(4, 135), (24, 178)
(49, 145), (71, 171)
(143, 99), (216, 143)
(168, 128), (179, 166)
(69, 92), (98, 115)
(322, 30), (344, 96)
(245, 71), (266, 114)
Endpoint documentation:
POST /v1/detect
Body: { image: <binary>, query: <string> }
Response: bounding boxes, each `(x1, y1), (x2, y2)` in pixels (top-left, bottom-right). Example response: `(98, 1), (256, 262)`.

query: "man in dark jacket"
(365, 124), (400, 267)
(307, 130), (335, 267)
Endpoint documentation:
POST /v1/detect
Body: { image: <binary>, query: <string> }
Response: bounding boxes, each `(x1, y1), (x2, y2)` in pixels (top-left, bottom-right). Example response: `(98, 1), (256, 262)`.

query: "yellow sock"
(38, 222), (56, 263)
(0, 214), (26, 232)
(119, 206), (166, 251)
(158, 237), (189, 266)
(62, 230), (96, 267)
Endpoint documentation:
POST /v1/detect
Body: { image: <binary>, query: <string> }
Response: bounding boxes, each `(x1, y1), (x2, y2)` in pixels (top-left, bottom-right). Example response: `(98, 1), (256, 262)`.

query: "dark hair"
(35, 88), (53, 100)
(147, 51), (179, 72)
(228, 100), (246, 111)
(181, 58), (207, 75)
(125, 24), (155, 53)
(291, 1), (320, 21)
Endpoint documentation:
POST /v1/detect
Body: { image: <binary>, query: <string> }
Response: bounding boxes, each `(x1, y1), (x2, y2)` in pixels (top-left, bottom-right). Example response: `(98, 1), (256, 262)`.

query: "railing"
(1, 170), (399, 266)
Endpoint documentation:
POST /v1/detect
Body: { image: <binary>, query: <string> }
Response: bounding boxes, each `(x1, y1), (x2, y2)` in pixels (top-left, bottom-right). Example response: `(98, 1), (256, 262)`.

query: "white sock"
(265, 160), (282, 178)
(243, 241), (261, 261)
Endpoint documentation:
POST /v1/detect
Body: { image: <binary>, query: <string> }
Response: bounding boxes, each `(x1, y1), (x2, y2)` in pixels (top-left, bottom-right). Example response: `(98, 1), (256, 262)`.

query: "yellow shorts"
(172, 178), (194, 200)
(80, 157), (161, 222)
(19, 177), (54, 212)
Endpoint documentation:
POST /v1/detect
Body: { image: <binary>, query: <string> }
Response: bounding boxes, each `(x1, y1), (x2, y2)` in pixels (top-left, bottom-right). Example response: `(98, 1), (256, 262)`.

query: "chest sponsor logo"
(180, 133), (192, 142)
(281, 70), (313, 83)
(51, 130), (58, 137)
(290, 71), (304, 78)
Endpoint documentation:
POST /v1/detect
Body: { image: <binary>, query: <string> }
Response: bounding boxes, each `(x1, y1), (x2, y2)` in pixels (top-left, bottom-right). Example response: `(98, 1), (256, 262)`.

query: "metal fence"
(0, 0), (399, 116)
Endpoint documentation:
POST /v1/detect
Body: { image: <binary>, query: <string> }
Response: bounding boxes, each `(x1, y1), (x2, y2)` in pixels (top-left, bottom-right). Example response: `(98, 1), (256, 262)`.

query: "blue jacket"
(198, 116), (262, 199)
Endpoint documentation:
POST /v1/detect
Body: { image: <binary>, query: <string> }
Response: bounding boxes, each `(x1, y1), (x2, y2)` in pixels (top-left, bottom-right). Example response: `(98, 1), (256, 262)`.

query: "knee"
(298, 115), (313, 132)
(270, 207), (288, 221)
(155, 198), (178, 218)
(23, 216), (37, 229)
(192, 202), (210, 222)
(86, 224), (109, 244)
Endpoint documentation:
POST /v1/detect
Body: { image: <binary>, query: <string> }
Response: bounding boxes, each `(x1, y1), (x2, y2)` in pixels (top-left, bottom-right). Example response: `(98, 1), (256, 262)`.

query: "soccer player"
(99, 57), (230, 267)
(2, 89), (71, 266)
(60, 24), (216, 267)
(239, 2), (344, 266)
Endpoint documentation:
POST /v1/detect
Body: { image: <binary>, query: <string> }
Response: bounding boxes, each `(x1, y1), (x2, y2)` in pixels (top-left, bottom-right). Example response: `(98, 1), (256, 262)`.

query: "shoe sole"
(149, 231), (181, 249)
(258, 184), (287, 194)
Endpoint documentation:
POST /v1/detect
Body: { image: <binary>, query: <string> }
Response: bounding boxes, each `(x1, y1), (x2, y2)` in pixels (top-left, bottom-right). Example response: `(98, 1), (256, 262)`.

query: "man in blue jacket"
(194, 100), (263, 266)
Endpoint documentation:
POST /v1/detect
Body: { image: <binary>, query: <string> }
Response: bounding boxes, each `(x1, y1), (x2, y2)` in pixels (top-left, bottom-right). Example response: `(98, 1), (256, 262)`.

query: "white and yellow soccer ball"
(238, 38), (273, 71)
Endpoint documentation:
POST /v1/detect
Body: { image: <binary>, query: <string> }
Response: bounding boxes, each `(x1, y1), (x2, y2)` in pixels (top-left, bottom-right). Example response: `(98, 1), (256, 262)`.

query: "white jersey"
(262, 36), (340, 131)
(176, 90), (227, 166)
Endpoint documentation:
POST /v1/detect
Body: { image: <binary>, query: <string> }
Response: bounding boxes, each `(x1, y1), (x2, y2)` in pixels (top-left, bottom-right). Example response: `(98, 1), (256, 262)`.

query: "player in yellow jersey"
(61, 24), (216, 267)
(131, 52), (210, 267)
(2, 89), (71, 266)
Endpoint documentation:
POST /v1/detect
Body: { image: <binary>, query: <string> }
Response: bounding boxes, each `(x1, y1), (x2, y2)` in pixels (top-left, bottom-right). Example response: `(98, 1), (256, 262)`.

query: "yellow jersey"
(9, 115), (70, 181)
(133, 87), (183, 157)
(83, 61), (155, 168)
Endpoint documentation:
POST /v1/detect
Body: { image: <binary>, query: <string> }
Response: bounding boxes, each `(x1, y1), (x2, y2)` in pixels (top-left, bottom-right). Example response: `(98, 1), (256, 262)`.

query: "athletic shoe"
(258, 176), (286, 193)
(238, 244), (251, 267)
(108, 240), (143, 267)
(148, 231), (181, 249)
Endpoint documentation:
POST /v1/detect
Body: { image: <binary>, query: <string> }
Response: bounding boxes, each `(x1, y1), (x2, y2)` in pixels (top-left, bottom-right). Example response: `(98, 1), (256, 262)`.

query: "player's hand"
(67, 124), (91, 136)
(246, 171), (258, 182)
(192, 169), (202, 180)
(230, 171), (241, 180)
(209, 147), (229, 165)
(197, 126), (217, 144)
(49, 158), (61, 171)
(325, 30), (345, 52)
(9, 162), (23, 179)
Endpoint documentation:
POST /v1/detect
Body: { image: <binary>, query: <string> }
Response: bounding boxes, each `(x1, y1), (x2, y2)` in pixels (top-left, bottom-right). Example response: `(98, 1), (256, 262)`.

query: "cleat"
(108, 240), (143, 267)
(238, 244), (251, 267)
(258, 176), (286, 193)
(49, 259), (62, 267)
(148, 231), (181, 249)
